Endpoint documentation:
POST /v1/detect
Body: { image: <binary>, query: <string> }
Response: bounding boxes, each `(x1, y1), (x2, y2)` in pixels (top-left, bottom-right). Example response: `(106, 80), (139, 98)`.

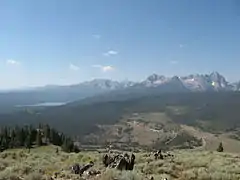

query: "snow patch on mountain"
(39, 72), (240, 93)
(138, 72), (234, 92)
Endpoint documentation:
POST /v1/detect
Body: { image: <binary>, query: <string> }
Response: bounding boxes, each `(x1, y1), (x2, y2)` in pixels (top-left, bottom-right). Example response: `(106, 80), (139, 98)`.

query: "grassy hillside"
(1, 145), (240, 180)
(82, 112), (203, 150)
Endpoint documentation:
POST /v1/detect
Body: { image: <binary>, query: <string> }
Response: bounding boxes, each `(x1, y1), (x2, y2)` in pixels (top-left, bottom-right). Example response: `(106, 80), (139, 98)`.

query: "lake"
(15, 102), (67, 107)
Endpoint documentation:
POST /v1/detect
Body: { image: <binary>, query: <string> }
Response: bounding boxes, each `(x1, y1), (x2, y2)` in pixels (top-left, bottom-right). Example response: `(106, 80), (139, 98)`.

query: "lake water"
(15, 102), (67, 107)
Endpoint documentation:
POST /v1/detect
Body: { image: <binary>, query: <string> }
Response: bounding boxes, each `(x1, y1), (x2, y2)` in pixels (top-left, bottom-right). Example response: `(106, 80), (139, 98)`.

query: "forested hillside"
(0, 124), (77, 153)
(0, 92), (240, 138)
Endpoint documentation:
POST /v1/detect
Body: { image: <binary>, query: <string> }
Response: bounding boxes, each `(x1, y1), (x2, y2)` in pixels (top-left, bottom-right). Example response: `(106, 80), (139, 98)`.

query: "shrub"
(217, 142), (224, 152)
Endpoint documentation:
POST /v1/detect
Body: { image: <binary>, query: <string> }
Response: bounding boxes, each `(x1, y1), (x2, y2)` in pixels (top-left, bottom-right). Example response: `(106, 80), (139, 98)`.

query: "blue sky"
(0, 0), (240, 89)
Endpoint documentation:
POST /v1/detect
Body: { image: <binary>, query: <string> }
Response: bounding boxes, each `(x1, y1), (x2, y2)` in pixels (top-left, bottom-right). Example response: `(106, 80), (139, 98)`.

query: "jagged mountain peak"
(171, 76), (181, 80)
(210, 71), (222, 76)
(80, 79), (120, 90)
(37, 72), (239, 93)
(137, 72), (234, 92)
(209, 71), (226, 80)
(146, 74), (166, 82)
(85, 78), (116, 83)
(208, 72), (228, 89)
(142, 74), (168, 87)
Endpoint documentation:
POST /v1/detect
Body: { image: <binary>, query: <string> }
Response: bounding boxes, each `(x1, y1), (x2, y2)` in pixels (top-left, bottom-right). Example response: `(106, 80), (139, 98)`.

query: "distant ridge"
(36, 71), (238, 92)
(0, 72), (238, 113)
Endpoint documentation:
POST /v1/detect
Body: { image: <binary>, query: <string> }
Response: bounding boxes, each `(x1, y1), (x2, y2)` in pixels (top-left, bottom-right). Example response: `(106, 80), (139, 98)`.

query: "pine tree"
(43, 124), (50, 144)
(3, 127), (8, 138)
(50, 128), (63, 146)
(0, 136), (3, 152)
(61, 137), (74, 153)
(9, 129), (16, 148)
(69, 139), (74, 152)
(61, 138), (69, 152)
(217, 142), (224, 152)
(1, 136), (7, 150)
(25, 135), (32, 150)
(49, 128), (55, 144)
(30, 129), (37, 144)
(0, 124), (74, 152)
(36, 130), (42, 146)
(18, 128), (26, 146)
(2, 127), (10, 149)
(56, 132), (63, 146)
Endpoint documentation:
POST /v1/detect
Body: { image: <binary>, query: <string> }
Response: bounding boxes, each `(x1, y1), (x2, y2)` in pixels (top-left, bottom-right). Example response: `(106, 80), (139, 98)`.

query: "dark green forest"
(0, 92), (240, 138)
(0, 124), (77, 153)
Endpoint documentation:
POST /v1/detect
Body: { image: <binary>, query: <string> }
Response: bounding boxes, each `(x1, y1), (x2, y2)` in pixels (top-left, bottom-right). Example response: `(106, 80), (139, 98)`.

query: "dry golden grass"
(1, 146), (240, 180)
(121, 112), (180, 146)
(136, 150), (240, 180)
(181, 124), (240, 153)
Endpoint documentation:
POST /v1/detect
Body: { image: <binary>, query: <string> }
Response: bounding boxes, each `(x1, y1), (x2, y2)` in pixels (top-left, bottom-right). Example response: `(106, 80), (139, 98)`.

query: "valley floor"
(1, 146), (240, 180)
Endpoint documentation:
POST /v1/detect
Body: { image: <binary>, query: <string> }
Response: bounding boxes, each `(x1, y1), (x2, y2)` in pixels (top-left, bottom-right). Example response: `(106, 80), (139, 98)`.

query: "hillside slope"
(1, 146), (240, 180)
(82, 112), (203, 151)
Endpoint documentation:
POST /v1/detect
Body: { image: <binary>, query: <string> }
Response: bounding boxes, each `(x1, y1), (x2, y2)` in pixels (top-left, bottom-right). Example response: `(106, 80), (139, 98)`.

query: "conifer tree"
(30, 129), (37, 144)
(49, 128), (55, 144)
(0, 124), (74, 152)
(25, 135), (32, 150)
(18, 128), (26, 146)
(61, 137), (74, 153)
(217, 142), (224, 152)
(61, 138), (69, 152)
(9, 129), (16, 148)
(36, 130), (42, 146)
(43, 124), (50, 144)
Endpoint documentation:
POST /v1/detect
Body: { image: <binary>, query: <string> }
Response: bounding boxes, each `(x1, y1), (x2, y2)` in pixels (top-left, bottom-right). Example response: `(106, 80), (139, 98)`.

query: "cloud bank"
(103, 50), (118, 57)
(6, 59), (20, 65)
(92, 65), (115, 72)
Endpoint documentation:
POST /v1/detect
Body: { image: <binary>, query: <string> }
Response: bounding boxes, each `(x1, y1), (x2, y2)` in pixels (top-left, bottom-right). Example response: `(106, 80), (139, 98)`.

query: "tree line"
(0, 123), (79, 153)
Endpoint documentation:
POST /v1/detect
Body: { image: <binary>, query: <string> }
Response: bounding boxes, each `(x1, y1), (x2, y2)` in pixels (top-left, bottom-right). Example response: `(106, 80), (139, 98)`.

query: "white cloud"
(102, 66), (114, 72)
(69, 63), (79, 71)
(179, 44), (184, 48)
(92, 34), (101, 39)
(103, 50), (118, 57)
(6, 59), (20, 65)
(92, 64), (115, 72)
(170, 60), (178, 64)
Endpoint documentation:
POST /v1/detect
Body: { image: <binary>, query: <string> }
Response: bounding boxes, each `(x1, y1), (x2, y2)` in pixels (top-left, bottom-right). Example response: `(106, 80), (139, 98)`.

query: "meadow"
(1, 145), (240, 180)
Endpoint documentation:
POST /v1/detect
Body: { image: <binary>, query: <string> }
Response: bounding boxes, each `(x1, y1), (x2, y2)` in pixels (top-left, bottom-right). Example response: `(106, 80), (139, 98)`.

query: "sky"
(0, 0), (240, 89)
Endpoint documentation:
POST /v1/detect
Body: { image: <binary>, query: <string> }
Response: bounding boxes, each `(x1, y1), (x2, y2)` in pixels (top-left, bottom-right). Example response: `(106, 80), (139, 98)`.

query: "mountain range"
(1, 72), (240, 139)
(0, 71), (239, 113)
(39, 71), (239, 92)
